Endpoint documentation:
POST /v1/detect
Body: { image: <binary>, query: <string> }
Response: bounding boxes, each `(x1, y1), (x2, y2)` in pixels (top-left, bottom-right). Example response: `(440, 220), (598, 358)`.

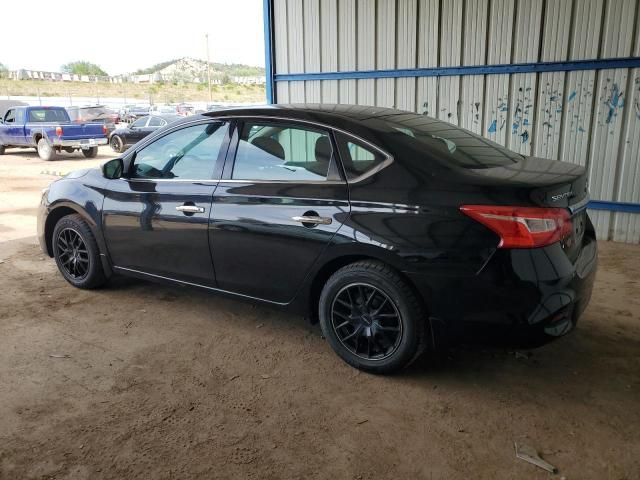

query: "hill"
(134, 58), (264, 79)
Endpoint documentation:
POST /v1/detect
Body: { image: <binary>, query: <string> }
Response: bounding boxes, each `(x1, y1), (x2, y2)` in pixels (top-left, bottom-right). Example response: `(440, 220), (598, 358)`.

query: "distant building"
(7, 58), (265, 86)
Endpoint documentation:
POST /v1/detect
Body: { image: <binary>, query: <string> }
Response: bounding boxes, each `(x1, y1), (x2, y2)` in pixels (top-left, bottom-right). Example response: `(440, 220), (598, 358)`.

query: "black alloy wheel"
(331, 283), (403, 360)
(55, 227), (90, 281)
(319, 260), (427, 374)
(52, 214), (107, 289)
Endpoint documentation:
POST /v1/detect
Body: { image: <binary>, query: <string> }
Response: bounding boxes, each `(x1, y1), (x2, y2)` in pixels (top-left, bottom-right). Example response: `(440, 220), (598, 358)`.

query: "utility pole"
(205, 33), (212, 103)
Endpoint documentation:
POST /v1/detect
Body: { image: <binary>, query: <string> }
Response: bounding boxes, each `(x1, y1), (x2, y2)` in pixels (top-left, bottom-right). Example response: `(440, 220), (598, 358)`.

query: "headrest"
(251, 136), (285, 160)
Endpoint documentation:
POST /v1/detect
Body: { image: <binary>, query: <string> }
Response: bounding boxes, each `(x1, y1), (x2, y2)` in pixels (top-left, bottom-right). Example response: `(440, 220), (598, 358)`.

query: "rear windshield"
(28, 108), (69, 123)
(384, 114), (523, 169)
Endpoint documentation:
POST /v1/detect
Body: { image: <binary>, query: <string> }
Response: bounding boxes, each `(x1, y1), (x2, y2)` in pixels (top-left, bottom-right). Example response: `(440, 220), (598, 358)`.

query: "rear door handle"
(292, 215), (332, 225)
(176, 205), (205, 214)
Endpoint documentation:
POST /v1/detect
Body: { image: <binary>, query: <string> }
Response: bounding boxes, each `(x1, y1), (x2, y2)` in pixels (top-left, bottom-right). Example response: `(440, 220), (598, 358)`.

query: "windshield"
(385, 114), (523, 169)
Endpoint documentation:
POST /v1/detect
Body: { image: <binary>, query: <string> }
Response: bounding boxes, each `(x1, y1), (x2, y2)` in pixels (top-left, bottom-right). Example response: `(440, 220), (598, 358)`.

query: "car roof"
(199, 103), (439, 146)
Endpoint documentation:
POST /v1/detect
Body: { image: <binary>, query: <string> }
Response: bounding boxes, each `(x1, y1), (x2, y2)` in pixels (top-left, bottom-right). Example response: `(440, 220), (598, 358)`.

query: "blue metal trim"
(263, 0), (275, 103)
(274, 57), (640, 82)
(588, 200), (640, 214)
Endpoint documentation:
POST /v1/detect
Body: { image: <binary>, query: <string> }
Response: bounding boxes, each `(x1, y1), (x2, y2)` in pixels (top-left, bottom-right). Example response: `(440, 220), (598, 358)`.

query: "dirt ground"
(0, 148), (639, 479)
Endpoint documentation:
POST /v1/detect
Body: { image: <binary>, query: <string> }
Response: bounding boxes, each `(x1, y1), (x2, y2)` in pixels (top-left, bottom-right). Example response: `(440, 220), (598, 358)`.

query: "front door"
(2, 109), (23, 145)
(102, 120), (230, 286)
(127, 116), (149, 143)
(210, 119), (349, 303)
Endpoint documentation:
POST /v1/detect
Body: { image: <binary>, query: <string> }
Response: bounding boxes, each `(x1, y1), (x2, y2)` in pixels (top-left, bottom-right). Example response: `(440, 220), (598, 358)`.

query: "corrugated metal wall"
(270, 0), (640, 243)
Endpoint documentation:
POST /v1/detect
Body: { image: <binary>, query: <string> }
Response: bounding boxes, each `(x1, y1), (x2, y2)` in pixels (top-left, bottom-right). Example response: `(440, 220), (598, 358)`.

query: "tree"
(61, 61), (108, 76)
(0, 62), (8, 79)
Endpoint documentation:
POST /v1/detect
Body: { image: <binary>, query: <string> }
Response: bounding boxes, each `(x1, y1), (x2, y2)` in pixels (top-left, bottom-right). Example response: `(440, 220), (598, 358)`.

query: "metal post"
(206, 33), (212, 103)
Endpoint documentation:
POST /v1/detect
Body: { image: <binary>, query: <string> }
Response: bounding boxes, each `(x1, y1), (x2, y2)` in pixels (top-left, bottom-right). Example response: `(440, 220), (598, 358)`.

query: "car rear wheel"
(82, 147), (98, 158)
(319, 260), (426, 374)
(52, 214), (107, 289)
(110, 135), (125, 153)
(37, 138), (56, 161)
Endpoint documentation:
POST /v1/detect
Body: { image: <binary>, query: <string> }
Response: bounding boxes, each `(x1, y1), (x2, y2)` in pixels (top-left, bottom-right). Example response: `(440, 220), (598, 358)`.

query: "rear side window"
(231, 121), (334, 181)
(335, 133), (387, 180)
(148, 117), (163, 127)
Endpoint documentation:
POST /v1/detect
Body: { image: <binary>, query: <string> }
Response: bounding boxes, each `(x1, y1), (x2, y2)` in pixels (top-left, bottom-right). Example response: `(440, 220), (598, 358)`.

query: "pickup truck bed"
(0, 106), (108, 160)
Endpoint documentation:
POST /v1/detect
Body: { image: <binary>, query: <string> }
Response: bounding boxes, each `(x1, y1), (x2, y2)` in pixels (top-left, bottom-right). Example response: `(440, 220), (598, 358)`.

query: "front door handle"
(292, 215), (332, 225)
(176, 205), (205, 214)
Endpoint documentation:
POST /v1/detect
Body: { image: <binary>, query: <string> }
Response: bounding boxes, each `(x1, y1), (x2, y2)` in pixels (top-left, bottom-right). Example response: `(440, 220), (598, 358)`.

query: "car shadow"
(104, 275), (640, 397)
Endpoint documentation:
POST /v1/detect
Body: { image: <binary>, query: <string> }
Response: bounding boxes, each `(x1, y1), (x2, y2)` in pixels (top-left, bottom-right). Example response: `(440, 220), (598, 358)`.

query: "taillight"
(102, 124), (108, 134)
(55, 126), (63, 137)
(460, 205), (572, 248)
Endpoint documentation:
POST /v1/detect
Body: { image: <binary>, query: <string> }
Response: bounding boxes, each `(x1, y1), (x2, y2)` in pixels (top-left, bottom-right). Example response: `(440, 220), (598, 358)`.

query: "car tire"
(110, 135), (125, 153)
(52, 214), (107, 289)
(319, 260), (427, 374)
(37, 138), (56, 161)
(82, 147), (99, 158)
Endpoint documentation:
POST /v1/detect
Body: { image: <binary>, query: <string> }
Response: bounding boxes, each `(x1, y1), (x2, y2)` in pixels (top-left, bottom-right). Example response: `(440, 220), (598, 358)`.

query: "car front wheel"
(52, 214), (107, 289)
(110, 135), (125, 153)
(319, 260), (426, 374)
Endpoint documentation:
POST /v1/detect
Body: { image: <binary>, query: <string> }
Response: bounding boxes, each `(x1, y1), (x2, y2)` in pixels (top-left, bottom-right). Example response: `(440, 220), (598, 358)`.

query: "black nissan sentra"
(38, 105), (598, 373)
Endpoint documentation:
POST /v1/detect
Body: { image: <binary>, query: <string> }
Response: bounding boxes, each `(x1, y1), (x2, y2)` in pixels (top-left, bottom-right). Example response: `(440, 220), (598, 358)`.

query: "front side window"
(131, 117), (148, 128)
(4, 109), (15, 123)
(132, 122), (228, 180)
(231, 121), (333, 181)
(335, 133), (387, 180)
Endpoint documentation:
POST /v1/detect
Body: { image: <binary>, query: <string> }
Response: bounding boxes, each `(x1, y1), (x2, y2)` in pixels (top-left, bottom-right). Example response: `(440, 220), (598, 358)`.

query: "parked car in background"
(0, 105), (107, 160)
(206, 103), (225, 112)
(38, 105), (597, 373)
(109, 114), (180, 153)
(149, 104), (178, 116)
(118, 104), (137, 119)
(66, 105), (119, 136)
(176, 103), (195, 116)
(123, 105), (151, 123)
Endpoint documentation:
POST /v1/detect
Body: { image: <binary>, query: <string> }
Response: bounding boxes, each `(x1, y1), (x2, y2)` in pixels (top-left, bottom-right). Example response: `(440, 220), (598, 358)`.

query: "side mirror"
(102, 158), (124, 179)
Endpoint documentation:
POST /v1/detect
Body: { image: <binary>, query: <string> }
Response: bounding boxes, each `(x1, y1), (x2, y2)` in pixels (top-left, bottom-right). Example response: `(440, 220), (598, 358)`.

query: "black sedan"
(109, 114), (180, 153)
(37, 105), (597, 373)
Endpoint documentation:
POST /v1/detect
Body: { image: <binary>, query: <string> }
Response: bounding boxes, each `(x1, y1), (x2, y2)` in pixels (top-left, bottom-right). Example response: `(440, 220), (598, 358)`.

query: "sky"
(1, 0), (265, 74)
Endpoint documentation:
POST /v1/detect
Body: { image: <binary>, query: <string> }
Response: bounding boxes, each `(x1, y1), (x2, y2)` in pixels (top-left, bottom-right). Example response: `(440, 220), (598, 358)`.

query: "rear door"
(102, 119), (231, 286)
(209, 118), (349, 303)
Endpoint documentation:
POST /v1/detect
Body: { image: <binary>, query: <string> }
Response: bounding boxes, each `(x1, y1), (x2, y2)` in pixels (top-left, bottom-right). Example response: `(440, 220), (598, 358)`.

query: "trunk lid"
(464, 156), (590, 260)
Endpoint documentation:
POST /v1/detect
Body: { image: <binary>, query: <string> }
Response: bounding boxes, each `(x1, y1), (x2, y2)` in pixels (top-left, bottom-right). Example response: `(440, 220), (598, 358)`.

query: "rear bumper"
(53, 138), (108, 148)
(406, 233), (598, 346)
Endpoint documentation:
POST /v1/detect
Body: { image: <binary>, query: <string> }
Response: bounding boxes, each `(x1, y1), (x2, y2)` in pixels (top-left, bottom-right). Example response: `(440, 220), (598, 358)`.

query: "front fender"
(41, 173), (111, 274)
